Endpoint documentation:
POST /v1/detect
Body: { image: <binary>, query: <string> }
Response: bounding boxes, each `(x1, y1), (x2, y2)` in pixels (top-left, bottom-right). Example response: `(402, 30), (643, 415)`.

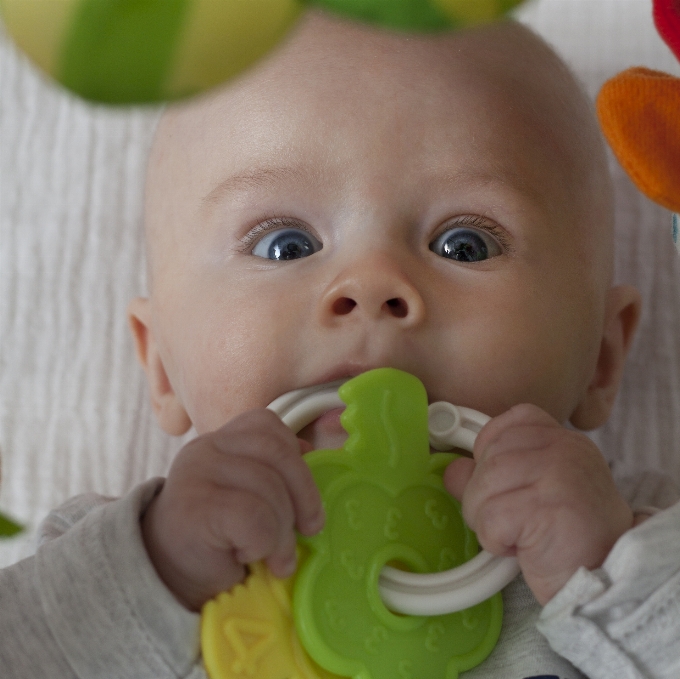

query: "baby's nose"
(319, 254), (426, 327)
(331, 296), (410, 319)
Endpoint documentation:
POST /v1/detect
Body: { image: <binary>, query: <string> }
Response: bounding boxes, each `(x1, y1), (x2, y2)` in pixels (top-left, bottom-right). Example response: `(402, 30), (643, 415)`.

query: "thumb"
(298, 437), (314, 455)
(443, 456), (476, 502)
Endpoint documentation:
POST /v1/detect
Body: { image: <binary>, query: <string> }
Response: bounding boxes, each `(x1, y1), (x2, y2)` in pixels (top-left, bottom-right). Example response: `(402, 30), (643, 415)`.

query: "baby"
(128, 9), (647, 675)
(127, 8), (651, 675)
(4, 9), (680, 679)
(130, 9), (640, 615)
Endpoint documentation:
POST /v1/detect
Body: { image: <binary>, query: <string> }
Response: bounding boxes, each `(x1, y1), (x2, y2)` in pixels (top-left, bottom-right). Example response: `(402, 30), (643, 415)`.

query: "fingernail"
(308, 507), (326, 534)
(281, 554), (297, 578)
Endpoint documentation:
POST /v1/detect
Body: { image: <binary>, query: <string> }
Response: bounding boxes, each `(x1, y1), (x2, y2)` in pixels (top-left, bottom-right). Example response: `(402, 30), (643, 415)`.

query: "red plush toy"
(596, 0), (680, 251)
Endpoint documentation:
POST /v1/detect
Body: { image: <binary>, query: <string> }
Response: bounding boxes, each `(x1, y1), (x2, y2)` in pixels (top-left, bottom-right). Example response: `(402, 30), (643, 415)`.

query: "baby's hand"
(141, 409), (324, 611)
(444, 404), (633, 605)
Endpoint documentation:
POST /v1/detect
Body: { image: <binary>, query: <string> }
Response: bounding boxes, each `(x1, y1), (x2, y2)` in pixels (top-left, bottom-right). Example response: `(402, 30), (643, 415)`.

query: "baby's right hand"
(141, 409), (325, 612)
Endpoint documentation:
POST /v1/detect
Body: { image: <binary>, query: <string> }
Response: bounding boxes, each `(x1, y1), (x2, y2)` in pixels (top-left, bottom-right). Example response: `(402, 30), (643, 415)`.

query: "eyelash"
(441, 215), (513, 253)
(239, 215), (315, 253)
(239, 213), (512, 254)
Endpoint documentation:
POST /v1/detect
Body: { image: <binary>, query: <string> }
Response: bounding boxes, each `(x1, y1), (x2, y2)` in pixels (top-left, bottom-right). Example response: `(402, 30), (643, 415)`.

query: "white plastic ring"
(267, 382), (520, 616)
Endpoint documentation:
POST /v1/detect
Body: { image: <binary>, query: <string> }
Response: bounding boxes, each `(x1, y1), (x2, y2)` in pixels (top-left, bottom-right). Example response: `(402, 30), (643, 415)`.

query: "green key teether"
(293, 368), (502, 679)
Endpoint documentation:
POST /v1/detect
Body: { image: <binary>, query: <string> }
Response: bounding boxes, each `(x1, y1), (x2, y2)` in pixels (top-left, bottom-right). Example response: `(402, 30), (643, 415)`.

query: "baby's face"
(139, 17), (613, 448)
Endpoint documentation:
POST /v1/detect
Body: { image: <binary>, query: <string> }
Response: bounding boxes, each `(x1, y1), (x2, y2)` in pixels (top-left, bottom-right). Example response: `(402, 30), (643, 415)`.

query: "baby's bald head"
(144, 12), (613, 294)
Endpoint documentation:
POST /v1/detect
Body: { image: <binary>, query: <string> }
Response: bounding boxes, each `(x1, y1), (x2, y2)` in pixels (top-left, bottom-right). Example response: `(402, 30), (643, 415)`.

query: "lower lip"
(311, 407), (345, 432)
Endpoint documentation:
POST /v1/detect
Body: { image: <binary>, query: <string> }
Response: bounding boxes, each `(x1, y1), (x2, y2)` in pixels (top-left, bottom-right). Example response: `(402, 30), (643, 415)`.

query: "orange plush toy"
(597, 0), (680, 252)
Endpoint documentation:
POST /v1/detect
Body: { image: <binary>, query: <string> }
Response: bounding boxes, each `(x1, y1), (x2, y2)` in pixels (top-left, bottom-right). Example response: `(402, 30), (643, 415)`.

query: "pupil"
(279, 242), (302, 259)
(443, 231), (488, 262)
(271, 232), (313, 260)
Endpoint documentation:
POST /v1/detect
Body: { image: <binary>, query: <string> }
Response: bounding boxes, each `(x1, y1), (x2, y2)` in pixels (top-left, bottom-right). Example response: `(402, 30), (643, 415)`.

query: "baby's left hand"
(444, 403), (633, 605)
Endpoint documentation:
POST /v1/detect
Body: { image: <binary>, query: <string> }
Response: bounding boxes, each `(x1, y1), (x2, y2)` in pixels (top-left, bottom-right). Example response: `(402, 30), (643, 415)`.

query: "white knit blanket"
(1, 0), (679, 566)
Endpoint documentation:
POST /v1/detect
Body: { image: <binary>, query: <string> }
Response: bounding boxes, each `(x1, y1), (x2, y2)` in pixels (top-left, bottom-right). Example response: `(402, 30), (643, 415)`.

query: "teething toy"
(596, 0), (680, 252)
(0, 0), (527, 104)
(268, 378), (520, 617)
(293, 369), (503, 678)
(202, 368), (514, 679)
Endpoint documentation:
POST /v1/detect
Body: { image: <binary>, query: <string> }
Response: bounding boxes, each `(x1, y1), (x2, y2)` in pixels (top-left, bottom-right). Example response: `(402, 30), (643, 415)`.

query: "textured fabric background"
(1, 0), (679, 566)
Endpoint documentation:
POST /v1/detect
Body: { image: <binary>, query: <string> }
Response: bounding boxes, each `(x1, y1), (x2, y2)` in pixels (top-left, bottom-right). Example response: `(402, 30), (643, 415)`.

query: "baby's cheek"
(175, 339), (252, 433)
(485, 335), (580, 421)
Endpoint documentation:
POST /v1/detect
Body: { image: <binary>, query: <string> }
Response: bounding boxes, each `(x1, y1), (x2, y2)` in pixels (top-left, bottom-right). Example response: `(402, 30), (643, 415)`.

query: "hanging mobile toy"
(0, 513), (22, 539)
(0, 0), (527, 105)
(0, 460), (22, 539)
(201, 368), (519, 679)
(596, 0), (680, 252)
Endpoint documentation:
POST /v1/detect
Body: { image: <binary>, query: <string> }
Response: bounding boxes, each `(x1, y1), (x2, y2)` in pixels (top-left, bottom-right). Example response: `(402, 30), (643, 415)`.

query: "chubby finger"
(298, 437), (314, 455)
(211, 489), (298, 574)
(443, 456), (476, 501)
(463, 486), (529, 557)
(207, 454), (298, 540)
(473, 403), (560, 462)
(211, 409), (325, 536)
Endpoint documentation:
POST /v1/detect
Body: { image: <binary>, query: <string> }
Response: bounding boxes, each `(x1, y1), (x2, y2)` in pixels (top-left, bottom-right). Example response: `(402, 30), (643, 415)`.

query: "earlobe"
(127, 297), (192, 436)
(570, 285), (642, 430)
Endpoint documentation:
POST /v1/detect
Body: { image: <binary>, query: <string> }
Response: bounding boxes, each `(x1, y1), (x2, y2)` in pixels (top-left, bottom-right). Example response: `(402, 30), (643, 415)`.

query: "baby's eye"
(251, 227), (322, 261)
(429, 226), (502, 263)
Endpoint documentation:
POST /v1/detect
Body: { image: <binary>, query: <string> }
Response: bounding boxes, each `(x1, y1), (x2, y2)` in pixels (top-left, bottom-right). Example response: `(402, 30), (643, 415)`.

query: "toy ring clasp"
(267, 382), (520, 617)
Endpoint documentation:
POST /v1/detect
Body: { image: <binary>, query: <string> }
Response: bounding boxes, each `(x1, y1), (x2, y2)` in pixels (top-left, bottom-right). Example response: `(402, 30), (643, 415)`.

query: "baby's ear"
(127, 297), (192, 436)
(570, 285), (642, 430)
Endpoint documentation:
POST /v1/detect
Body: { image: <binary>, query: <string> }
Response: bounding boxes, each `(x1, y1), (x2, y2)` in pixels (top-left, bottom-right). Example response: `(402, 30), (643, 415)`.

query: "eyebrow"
(440, 168), (523, 192)
(438, 167), (546, 209)
(201, 165), (310, 209)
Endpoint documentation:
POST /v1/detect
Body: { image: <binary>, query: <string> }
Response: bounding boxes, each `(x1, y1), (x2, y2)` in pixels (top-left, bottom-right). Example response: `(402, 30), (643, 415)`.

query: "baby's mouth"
(268, 374), (418, 452)
(297, 406), (347, 451)
(268, 375), (477, 459)
(267, 379), (348, 445)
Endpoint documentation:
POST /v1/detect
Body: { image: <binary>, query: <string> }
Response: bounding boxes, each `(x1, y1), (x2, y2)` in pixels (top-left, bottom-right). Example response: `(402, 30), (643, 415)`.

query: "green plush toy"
(0, 0), (526, 104)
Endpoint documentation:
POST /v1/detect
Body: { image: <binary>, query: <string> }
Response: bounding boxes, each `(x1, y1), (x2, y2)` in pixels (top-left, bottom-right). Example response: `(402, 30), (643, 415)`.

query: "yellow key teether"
(202, 559), (338, 679)
(202, 368), (503, 679)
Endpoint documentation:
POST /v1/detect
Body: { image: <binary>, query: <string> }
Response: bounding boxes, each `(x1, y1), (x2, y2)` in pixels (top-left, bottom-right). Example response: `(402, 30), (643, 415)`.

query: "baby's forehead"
(146, 13), (612, 286)
(155, 17), (589, 165)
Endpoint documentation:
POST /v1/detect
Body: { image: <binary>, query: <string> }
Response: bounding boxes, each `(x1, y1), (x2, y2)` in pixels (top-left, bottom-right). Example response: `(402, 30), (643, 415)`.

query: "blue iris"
(252, 228), (322, 261)
(430, 227), (497, 262)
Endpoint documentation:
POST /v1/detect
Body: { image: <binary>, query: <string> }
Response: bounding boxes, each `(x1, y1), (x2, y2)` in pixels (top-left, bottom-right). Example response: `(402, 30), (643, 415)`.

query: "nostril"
(332, 297), (357, 316)
(384, 298), (408, 319)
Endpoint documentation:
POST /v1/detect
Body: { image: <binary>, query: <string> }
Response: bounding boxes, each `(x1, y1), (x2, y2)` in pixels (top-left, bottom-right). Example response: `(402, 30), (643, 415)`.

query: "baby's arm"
(0, 480), (206, 678)
(444, 403), (634, 605)
(538, 496), (680, 679)
(141, 408), (325, 611)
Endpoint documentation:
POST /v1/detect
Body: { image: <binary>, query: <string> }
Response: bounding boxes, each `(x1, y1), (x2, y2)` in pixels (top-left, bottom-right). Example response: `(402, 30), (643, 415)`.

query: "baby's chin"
(297, 407), (348, 451)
